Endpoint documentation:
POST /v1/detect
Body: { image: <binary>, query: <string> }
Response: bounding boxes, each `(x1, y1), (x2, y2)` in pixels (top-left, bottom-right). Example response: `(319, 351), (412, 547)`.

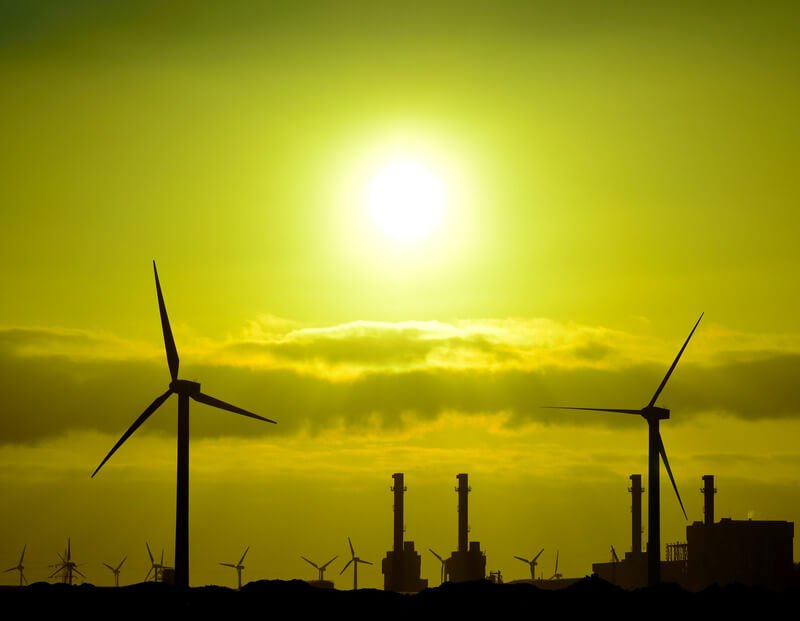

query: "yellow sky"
(1, 1), (799, 587)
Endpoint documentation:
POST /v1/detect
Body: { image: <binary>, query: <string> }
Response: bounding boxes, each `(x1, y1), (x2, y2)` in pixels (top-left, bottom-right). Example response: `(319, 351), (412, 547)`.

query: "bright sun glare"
(366, 159), (446, 242)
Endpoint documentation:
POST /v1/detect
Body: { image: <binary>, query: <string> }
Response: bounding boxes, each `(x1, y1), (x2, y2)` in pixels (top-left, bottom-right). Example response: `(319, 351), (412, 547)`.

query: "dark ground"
(2, 576), (796, 619)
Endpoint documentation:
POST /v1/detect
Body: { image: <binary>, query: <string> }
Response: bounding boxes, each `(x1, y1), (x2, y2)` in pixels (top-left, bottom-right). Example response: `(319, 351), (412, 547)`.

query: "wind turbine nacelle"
(170, 379), (201, 395)
(642, 406), (670, 420)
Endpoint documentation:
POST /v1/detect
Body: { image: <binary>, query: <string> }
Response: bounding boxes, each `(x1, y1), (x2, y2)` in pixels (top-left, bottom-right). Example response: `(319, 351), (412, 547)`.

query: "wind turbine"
(339, 537), (372, 590)
(4, 544), (27, 586)
(549, 550), (562, 580)
(49, 538), (85, 585)
(301, 555), (338, 582)
(145, 542), (165, 582)
(428, 549), (447, 585)
(92, 262), (277, 588)
(103, 556), (127, 587)
(544, 314), (702, 586)
(513, 548), (544, 581)
(220, 546), (249, 590)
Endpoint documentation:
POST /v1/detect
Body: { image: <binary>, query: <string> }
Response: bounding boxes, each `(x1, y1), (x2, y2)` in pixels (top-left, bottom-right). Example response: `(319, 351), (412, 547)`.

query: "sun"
(366, 158), (447, 242)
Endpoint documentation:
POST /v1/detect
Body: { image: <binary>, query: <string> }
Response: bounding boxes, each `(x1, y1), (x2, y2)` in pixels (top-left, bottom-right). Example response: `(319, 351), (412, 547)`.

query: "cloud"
(1, 319), (800, 445)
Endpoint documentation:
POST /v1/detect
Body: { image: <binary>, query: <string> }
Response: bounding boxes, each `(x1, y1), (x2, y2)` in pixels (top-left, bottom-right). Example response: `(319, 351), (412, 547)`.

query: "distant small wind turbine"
(4, 544), (27, 586)
(549, 550), (562, 580)
(92, 262), (277, 589)
(103, 556), (127, 587)
(428, 548), (447, 585)
(220, 546), (250, 590)
(145, 542), (165, 582)
(513, 548), (544, 580)
(49, 538), (85, 585)
(301, 555), (338, 582)
(544, 314), (702, 586)
(339, 537), (372, 590)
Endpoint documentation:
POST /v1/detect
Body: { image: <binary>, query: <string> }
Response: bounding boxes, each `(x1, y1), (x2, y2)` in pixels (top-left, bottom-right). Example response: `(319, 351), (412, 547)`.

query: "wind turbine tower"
(92, 262), (277, 588)
(220, 546), (249, 590)
(545, 314), (702, 585)
(513, 548), (544, 580)
(340, 537), (372, 590)
(4, 545), (27, 586)
(103, 556), (126, 587)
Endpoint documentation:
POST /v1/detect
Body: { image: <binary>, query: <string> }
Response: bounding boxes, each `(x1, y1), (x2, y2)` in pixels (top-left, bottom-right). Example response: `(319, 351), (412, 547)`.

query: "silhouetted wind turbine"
(103, 556), (126, 587)
(549, 550), (562, 580)
(428, 548), (447, 585)
(513, 548), (544, 581)
(544, 314), (702, 586)
(49, 538), (85, 585)
(145, 542), (165, 582)
(4, 544), (27, 586)
(92, 262), (277, 588)
(339, 537), (372, 590)
(220, 546), (249, 590)
(301, 555), (338, 582)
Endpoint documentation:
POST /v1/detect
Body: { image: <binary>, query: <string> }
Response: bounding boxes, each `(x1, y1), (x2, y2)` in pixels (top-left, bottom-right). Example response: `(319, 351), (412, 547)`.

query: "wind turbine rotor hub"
(170, 379), (201, 395)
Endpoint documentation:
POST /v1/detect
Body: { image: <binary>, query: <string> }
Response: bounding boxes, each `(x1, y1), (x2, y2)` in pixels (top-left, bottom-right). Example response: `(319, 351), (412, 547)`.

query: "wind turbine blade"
(321, 555), (338, 569)
(428, 549), (443, 562)
(191, 392), (276, 424)
(513, 556), (530, 564)
(145, 567), (153, 581)
(239, 546), (250, 565)
(658, 432), (688, 520)
(555, 550), (559, 573)
(648, 313), (703, 407)
(91, 390), (172, 477)
(19, 544), (26, 565)
(3, 567), (16, 573)
(74, 567), (87, 579)
(160, 549), (164, 566)
(220, 563), (236, 568)
(542, 406), (642, 415)
(103, 563), (114, 572)
(301, 556), (319, 569)
(340, 559), (353, 574)
(21, 572), (27, 585)
(348, 537), (355, 558)
(358, 560), (373, 566)
(68, 538), (71, 561)
(534, 548), (544, 562)
(153, 261), (179, 381)
(146, 542), (154, 565)
(117, 556), (127, 571)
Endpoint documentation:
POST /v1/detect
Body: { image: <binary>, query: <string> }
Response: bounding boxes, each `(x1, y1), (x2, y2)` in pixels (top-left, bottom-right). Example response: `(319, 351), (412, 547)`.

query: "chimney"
(629, 474), (643, 554)
(456, 473), (470, 553)
(392, 473), (406, 553)
(702, 475), (716, 526)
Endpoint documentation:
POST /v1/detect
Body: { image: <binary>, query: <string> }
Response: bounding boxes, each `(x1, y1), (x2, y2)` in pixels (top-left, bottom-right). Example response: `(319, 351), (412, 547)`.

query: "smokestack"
(392, 473), (405, 553)
(702, 475), (716, 526)
(629, 474), (643, 554)
(456, 473), (470, 553)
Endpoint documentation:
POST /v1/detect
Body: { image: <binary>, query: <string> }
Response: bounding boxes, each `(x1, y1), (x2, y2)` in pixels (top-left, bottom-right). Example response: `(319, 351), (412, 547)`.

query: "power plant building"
(593, 474), (795, 590)
(381, 473), (428, 592)
(445, 473), (486, 582)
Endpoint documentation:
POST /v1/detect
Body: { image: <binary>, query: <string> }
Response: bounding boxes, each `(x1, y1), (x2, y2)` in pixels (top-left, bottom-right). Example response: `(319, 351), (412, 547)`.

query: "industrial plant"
(592, 474), (795, 590)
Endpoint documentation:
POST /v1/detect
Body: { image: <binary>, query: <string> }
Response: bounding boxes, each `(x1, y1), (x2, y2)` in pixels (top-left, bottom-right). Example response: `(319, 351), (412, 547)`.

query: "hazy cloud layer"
(1, 319), (799, 444)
